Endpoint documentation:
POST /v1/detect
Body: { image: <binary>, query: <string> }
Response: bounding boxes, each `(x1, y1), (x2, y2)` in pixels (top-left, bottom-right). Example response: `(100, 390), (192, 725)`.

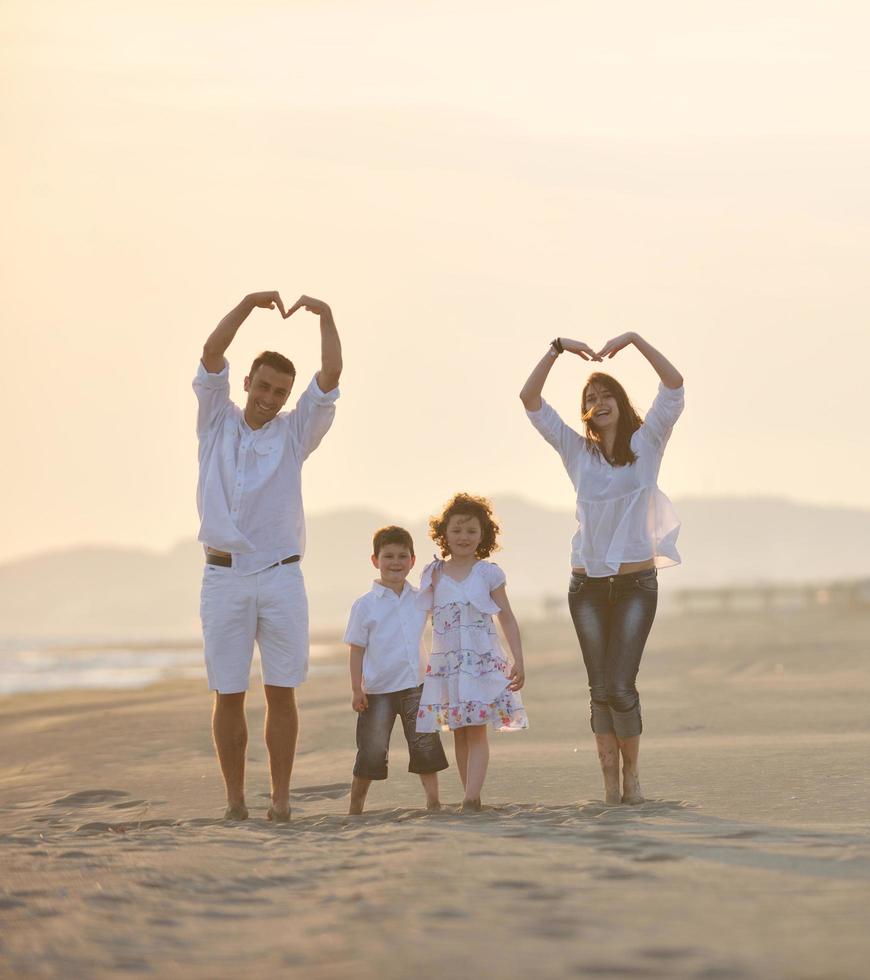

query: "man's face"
(243, 365), (294, 428)
(371, 543), (415, 589)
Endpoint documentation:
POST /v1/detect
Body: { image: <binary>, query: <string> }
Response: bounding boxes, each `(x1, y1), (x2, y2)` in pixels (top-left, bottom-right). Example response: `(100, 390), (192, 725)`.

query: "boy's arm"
(349, 645), (368, 711)
(491, 585), (525, 692)
(201, 292), (289, 373)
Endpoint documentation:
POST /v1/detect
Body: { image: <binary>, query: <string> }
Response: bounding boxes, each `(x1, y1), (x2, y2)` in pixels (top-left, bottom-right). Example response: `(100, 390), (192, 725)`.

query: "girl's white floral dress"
(415, 559), (528, 733)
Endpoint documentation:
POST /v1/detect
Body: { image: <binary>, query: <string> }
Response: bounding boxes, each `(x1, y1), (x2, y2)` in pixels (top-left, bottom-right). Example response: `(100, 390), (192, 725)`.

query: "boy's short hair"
(248, 350), (296, 381)
(372, 525), (415, 558)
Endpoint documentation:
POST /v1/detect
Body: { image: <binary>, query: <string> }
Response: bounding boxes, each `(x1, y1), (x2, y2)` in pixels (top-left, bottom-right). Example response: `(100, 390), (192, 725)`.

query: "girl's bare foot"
(267, 805), (291, 823)
(460, 798), (482, 813)
(224, 803), (249, 821)
(621, 770), (644, 805)
(426, 800), (442, 812)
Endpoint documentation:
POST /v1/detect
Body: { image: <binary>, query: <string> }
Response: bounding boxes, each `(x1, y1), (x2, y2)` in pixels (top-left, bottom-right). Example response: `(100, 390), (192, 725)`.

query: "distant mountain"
(1, 496), (868, 639)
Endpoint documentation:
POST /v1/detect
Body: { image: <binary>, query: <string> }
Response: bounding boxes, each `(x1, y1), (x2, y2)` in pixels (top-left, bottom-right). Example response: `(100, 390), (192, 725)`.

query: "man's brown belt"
(205, 553), (300, 569)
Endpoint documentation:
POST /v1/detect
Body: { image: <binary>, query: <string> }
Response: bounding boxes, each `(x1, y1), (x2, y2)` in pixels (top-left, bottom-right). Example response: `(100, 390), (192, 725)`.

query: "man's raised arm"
(201, 292), (288, 374)
(286, 295), (342, 393)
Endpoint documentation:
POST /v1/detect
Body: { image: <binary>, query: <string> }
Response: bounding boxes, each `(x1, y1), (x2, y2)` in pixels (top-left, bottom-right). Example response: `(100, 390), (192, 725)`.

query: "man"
(193, 290), (342, 821)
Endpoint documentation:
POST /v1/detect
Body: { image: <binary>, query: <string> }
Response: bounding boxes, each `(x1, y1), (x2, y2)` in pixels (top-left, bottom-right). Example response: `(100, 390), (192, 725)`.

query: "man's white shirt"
(193, 358), (339, 575)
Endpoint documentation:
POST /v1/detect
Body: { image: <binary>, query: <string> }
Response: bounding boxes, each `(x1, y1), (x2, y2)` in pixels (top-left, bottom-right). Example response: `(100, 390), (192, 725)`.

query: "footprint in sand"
(589, 866), (652, 881)
(49, 790), (130, 807)
(74, 818), (178, 835)
(258, 783), (351, 802)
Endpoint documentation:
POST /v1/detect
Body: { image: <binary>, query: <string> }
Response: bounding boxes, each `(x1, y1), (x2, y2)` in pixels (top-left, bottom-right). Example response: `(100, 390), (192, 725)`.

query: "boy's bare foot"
(621, 770), (644, 805)
(224, 804), (249, 821)
(459, 798), (482, 813)
(267, 805), (291, 823)
(349, 776), (371, 816)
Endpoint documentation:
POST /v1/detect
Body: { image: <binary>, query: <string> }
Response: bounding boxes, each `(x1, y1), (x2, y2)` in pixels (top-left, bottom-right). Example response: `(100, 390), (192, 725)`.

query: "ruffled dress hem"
(416, 689), (528, 733)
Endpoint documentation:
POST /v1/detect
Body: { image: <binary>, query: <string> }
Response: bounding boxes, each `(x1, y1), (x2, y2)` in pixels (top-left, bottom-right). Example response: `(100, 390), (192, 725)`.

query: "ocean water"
(0, 638), (345, 696)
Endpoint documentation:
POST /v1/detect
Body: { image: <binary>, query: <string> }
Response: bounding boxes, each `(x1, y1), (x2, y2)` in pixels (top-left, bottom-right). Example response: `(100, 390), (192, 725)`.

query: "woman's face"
(445, 515), (483, 558)
(584, 383), (620, 432)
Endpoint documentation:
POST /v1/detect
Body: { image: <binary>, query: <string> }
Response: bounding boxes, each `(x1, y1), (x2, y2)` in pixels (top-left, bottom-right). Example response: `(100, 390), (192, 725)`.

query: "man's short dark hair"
(248, 351), (296, 381)
(372, 525), (415, 558)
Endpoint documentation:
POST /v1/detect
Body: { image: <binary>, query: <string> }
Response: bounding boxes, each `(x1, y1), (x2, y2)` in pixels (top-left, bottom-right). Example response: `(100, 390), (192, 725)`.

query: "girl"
(519, 333), (684, 805)
(415, 493), (528, 812)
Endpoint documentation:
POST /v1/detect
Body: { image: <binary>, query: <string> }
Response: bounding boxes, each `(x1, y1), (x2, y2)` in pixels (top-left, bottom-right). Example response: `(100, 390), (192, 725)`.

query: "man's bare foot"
(621, 770), (644, 805)
(224, 804), (249, 821)
(603, 772), (622, 805)
(426, 800), (442, 812)
(267, 805), (291, 823)
(460, 798), (482, 813)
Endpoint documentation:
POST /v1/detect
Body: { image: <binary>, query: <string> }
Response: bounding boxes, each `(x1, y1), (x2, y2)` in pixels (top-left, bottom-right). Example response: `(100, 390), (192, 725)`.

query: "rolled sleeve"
(486, 562), (506, 592)
(641, 383), (685, 450)
(193, 358), (230, 436)
(526, 399), (584, 476)
(343, 599), (370, 648)
(288, 374), (340, 461)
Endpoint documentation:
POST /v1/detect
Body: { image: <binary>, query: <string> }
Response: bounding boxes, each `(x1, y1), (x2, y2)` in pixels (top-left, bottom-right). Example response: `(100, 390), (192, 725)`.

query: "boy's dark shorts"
(354, 684), (449, 781)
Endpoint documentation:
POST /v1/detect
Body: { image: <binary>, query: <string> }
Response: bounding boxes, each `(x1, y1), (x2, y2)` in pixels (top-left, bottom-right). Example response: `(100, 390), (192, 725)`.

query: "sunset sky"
(3, 1), (869, 563)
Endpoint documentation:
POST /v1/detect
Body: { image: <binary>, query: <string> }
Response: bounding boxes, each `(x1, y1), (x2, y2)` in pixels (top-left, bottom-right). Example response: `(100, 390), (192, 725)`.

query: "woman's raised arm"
(597, 333), (683, 389)
(519, 338), (601, 411)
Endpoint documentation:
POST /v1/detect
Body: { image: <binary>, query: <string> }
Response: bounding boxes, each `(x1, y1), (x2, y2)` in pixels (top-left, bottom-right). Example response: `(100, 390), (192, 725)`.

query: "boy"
(344, 525), (448, 814)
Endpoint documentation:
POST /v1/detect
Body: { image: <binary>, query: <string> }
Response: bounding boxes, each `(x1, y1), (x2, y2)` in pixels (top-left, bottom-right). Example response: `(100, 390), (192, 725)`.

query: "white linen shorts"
(199, 560), (309, 693)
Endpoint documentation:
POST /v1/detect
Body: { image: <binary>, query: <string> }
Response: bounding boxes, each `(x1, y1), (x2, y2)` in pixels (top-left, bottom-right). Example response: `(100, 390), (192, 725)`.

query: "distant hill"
(1, 496), (868, 639)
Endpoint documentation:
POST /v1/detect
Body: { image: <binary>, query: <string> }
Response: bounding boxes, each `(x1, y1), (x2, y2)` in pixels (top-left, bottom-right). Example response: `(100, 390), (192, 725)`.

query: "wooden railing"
(536, 578), (870, 616)
(671, 579), (870, 613)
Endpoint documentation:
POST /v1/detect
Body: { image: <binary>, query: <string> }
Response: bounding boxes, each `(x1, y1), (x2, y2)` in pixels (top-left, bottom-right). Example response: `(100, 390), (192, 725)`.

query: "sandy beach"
(2, 604), (869, 979)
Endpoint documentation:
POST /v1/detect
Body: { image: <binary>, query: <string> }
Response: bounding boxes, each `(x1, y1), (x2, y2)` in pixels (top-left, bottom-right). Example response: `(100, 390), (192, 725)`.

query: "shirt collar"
(371, 580), (416, 599)
(239, 414), (276, 437)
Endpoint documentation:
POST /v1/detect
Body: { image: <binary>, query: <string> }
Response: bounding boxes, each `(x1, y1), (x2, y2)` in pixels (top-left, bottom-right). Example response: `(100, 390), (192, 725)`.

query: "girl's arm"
(597, 333), (684, 389)
(491, 585), (524, 691)
(519, 339), (601, 411)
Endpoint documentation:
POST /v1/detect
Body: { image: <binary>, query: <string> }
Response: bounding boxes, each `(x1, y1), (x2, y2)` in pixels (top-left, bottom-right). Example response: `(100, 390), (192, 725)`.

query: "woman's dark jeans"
(567, 568), (659, 739)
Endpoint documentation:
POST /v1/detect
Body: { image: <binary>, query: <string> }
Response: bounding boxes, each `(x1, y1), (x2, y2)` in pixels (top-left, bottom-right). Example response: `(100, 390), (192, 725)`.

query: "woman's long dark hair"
(581, 372), (643, 466)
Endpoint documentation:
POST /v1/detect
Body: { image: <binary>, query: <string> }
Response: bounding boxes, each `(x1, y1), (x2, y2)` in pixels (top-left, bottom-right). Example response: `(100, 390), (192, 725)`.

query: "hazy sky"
(3, 1), (869, 563)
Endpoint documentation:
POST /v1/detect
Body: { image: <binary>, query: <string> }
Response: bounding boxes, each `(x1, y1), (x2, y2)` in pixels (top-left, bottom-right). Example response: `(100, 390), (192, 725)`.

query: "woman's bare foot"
(426, 800), (442, 812)
(621, 769), (644, 805)
(223, 803), (249, 821)
(267, 805), (291, 823)
(460, 798), (482, 813)
(596, 734), (621, 804)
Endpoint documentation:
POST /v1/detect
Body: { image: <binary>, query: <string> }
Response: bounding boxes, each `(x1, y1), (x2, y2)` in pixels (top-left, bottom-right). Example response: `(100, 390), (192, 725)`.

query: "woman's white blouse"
(526, 383), (685, 576)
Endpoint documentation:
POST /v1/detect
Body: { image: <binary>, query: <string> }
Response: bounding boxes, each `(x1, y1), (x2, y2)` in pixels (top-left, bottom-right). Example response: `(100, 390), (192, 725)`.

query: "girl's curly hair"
(429, 492), (501, 559)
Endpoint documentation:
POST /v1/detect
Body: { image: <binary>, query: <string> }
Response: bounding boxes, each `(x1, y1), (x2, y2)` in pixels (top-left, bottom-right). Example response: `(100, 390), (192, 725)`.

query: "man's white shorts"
(200, 561), (309, 693)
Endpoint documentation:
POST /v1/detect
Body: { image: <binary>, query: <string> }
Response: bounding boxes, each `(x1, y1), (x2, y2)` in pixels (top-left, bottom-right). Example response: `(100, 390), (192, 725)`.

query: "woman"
(519, 332), (684, 804)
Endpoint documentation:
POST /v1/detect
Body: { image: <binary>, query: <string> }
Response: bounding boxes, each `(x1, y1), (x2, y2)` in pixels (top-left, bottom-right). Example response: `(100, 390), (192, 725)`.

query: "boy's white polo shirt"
(344, 581), (428, 694)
